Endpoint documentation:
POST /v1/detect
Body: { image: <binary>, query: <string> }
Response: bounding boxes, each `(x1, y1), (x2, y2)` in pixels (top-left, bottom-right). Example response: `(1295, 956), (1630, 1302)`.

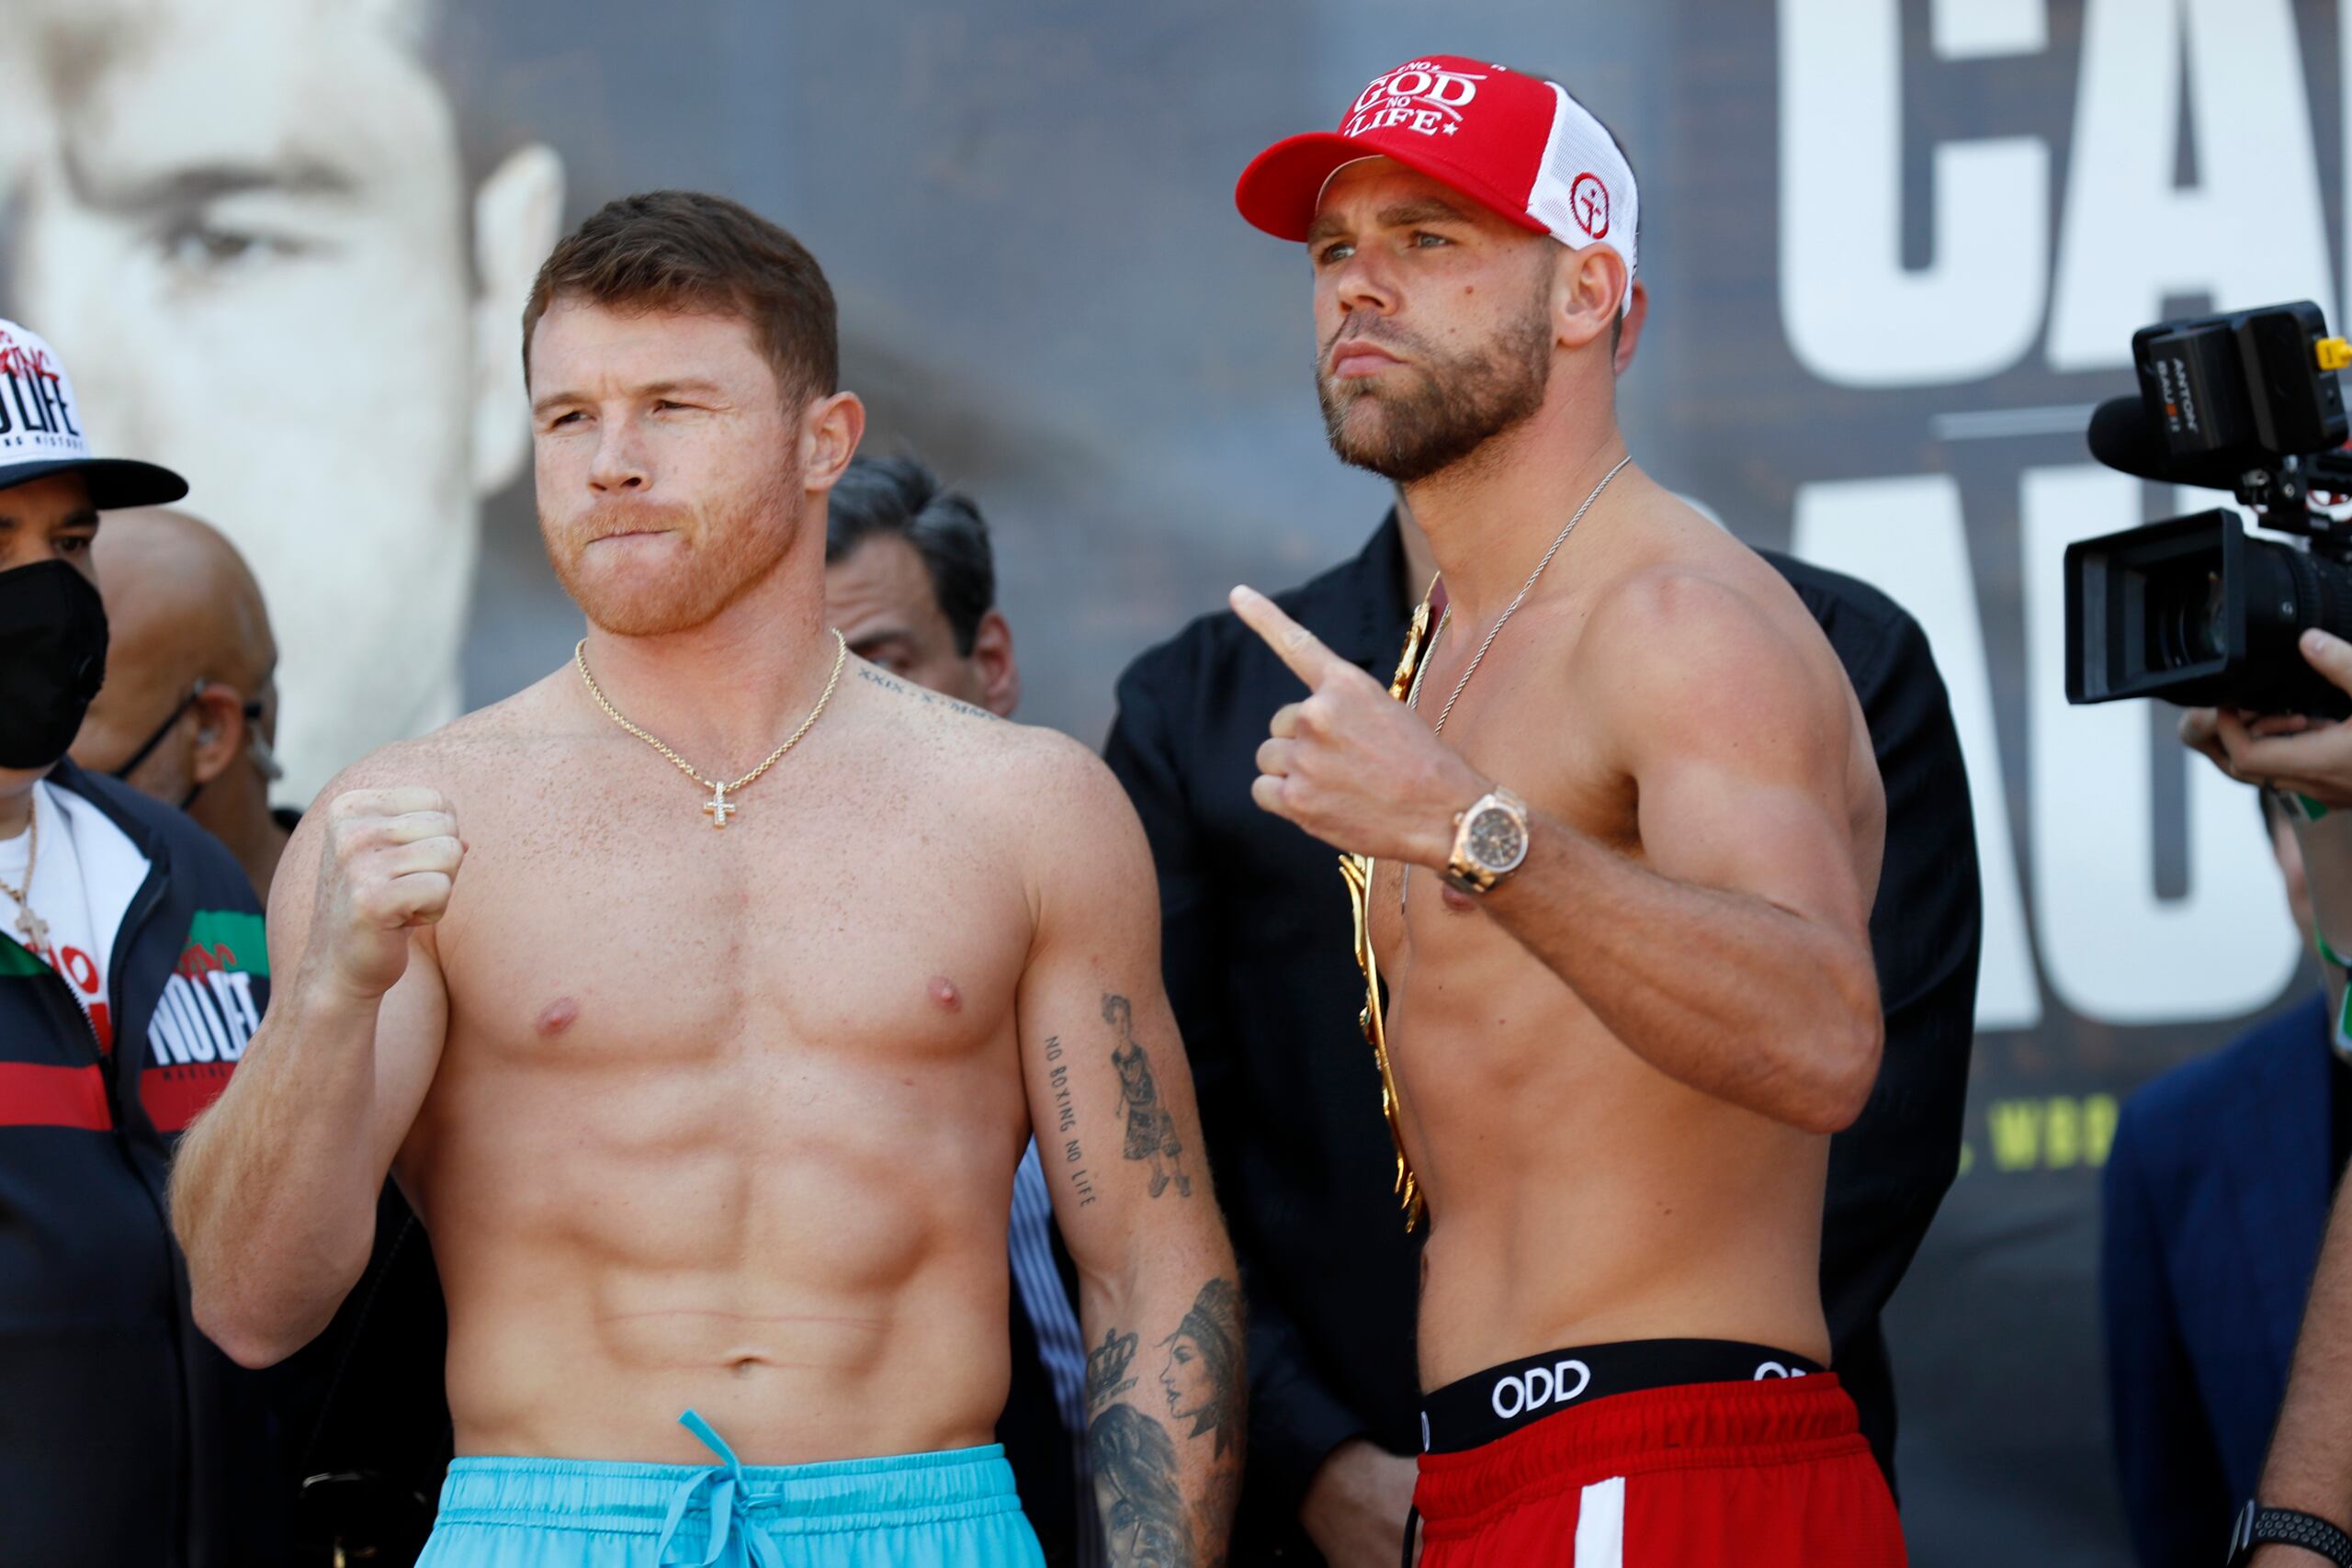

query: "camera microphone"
(2068, 301), (2352, 716)
(2086, 393), (2245, 490)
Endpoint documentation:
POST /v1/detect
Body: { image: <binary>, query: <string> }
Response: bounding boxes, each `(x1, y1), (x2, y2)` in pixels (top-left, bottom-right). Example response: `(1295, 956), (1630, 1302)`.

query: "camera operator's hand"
(2181, 628), (2352, 807)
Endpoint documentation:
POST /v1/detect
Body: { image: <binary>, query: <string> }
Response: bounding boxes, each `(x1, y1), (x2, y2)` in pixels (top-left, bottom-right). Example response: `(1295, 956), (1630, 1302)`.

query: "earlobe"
(469, 144), (568, 498)
(974, 611), (1021, 719)
(804, 391), (868, 492)
(189, 690), (245, 786)
(1555, 246), (1626, 353)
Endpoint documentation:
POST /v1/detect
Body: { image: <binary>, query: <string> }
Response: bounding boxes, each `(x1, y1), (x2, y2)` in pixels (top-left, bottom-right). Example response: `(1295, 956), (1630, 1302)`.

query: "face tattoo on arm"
(1159, 1278), (1245, 1458)
(1086, 1325), (1196, 1567)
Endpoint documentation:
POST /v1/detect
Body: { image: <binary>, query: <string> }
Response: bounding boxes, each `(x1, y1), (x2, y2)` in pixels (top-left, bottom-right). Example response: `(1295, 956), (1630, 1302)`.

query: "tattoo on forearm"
(1091, 1404), (1195, 1567)
(1158, 1279), (1245, 1458)
(1088, 1326), (1140, 1410)
(1046, 1033), (1098, 1206)
(1087, 1290), (1245, 1567)
(1087, 1323), (1197, 1565)
(1103, 994), (1191, 1199)
(854, 661), (999, 719)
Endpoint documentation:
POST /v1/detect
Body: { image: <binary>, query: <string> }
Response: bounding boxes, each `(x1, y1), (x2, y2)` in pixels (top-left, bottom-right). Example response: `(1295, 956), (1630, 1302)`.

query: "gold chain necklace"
(0, 803), (46, 947)
(573, 629), (848, 829)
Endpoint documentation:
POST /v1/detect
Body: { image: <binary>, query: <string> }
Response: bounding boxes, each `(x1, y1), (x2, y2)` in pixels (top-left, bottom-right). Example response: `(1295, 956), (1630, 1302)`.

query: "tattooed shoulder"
(854, 660), (1000, 720)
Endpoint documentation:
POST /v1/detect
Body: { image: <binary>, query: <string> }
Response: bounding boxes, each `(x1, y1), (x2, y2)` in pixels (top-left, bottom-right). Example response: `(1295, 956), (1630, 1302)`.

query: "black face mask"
(0, 559), (108, 770)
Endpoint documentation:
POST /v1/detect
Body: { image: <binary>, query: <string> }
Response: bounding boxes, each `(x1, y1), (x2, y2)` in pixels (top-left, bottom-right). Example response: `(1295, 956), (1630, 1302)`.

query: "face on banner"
(0, 0), (563, 805)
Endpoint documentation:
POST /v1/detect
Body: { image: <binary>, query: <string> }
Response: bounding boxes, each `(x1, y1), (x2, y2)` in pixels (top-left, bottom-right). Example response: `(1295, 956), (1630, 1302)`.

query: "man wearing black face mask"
(0, 319), (296, 1567)
(73, 507), (293, 898)
(70, 508), (450, 1567)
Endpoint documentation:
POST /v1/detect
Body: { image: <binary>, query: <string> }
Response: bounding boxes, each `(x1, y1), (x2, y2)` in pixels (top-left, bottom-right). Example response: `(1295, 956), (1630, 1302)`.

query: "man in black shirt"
(1106, 486), (1980, 1562)
(70, 504), (449, 1568)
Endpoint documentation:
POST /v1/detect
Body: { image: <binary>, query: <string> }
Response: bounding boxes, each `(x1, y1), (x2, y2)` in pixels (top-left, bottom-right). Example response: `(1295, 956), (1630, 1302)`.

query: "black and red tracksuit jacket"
(0, 759), (289, 1566)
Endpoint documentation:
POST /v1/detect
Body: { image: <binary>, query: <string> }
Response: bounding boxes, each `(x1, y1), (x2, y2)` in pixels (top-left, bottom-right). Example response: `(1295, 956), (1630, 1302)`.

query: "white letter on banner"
(2022, 465), (2297, 1021)
(2048, 0), (2332, 369)
(1779, 0), (2050, 386)
(1931, 0), (2046, 58)
(1792, 475), (2040, 1030)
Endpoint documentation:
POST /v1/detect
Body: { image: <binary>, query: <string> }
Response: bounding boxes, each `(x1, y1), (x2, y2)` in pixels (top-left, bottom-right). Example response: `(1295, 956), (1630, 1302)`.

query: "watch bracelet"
(1445, 787), (1529, 894)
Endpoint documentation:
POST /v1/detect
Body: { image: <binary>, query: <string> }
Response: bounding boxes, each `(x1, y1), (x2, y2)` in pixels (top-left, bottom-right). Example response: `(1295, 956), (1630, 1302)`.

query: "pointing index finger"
(1231, 584), (1341, 687)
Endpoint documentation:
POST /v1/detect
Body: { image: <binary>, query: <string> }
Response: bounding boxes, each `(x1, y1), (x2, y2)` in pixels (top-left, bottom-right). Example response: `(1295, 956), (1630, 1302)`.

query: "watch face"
(1465, 804), (1528, 873)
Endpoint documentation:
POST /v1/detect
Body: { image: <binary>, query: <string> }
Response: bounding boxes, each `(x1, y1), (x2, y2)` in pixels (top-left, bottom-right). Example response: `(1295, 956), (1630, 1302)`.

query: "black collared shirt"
(1104, 513), (1981, 1559)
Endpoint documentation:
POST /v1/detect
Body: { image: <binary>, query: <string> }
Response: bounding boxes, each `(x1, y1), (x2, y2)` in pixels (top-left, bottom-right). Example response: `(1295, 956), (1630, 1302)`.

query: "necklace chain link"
(573, 629), (848, 823)
(1397, 454), (1634, 909)
(1415, 454), (1634, 736)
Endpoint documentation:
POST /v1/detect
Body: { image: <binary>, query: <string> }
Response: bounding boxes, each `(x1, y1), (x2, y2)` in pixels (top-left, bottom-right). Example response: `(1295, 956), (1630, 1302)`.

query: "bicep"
(1013, 754), (1214, 1284)
(1635, 755), (1871, 934)
(1612, 598), (1875, 937)
(368, 936), (450, 1176)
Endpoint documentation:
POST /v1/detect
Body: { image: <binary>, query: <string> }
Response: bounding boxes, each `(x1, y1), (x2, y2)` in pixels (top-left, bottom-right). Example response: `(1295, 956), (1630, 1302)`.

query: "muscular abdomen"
(402, 817), (1035, 1466)
(1383, 916), (1833, 1391)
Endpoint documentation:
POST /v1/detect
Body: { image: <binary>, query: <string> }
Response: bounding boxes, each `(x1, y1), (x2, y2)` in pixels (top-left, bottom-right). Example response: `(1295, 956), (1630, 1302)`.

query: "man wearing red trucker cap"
(1227, 57), (1906, 1565)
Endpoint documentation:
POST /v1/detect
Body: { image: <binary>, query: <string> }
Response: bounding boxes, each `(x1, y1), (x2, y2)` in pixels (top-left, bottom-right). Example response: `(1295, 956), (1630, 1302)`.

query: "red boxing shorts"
(1411, 1345), (1905, 1567)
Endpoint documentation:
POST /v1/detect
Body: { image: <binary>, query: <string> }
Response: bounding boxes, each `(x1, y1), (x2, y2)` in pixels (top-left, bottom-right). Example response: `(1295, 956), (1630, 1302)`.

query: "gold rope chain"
(572, 628), (848, 829)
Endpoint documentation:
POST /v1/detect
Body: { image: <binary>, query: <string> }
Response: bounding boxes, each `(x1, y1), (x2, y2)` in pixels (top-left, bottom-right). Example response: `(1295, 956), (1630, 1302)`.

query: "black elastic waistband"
(1418, 1338), (1826, 1453)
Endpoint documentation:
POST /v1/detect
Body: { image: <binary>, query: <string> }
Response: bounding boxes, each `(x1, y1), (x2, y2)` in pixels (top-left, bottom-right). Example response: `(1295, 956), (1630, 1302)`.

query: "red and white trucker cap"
(0, 319), (186, 506)
(1236, 56), (1638, 312)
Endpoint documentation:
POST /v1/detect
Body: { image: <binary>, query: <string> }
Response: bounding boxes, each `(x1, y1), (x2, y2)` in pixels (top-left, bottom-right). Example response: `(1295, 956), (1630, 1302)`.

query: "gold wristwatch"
(1443, 786), (1532, 895)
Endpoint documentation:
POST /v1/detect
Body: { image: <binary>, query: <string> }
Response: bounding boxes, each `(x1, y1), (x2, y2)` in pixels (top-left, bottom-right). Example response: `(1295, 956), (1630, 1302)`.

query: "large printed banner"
(0, 0), (2334, 1561)
(1683, 3), (2339, 1559)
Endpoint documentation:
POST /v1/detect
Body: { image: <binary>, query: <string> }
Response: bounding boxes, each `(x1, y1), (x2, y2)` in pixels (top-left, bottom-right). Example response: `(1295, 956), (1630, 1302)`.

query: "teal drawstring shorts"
(415, 1411), (1047, 1567)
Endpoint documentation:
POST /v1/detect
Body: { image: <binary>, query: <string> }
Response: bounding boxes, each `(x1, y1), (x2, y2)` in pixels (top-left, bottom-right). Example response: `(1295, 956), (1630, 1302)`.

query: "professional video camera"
(2064, 300), (2352, 716)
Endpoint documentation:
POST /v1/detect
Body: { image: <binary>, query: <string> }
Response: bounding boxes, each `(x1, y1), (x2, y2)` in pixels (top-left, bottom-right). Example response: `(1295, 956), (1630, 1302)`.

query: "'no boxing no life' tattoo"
(1045, 1033), (1098, 1206)
(1103, 993), (1191, 1199)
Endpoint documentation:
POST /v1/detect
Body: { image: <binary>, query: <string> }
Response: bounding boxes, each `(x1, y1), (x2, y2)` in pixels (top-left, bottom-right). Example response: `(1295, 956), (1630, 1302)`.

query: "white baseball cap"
(0, 319), (186, 507)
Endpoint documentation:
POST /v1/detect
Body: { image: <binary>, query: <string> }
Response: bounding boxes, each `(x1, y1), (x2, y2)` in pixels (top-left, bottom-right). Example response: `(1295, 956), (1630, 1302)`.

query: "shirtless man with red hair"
(173, 191), (1240, 1568)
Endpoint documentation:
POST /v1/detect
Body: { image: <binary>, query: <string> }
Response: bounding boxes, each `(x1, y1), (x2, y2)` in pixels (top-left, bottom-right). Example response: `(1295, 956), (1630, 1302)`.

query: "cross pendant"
(15, 906), (48, 950)
(702, 783), (736, 829)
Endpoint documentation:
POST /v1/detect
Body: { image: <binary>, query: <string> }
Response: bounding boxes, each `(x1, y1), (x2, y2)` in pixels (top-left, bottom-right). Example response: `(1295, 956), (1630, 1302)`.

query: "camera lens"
(2152, 569), (2226, 669)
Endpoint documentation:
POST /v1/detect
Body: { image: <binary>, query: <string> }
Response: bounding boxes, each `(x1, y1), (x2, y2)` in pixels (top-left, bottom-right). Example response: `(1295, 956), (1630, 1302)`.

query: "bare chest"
(430, 757), (1031, 1083)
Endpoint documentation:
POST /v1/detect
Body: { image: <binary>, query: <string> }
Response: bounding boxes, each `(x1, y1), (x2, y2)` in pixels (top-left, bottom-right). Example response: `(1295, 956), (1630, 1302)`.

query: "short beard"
(1317, 290), (1554, 484)
(545, 461), (799, 637)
